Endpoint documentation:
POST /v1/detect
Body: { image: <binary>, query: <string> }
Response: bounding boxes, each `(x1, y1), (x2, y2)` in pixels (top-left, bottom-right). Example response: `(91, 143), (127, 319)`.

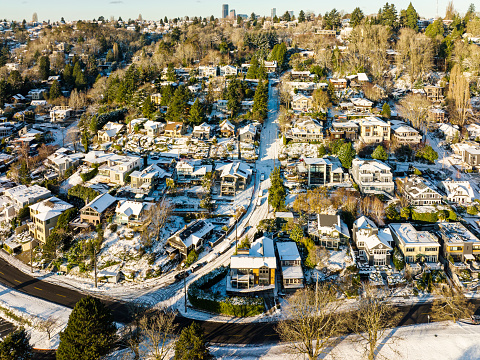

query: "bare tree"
(349, 285), (400, 360)
(32, 12), (38, 23)
(68, 89), (87, 110)
(448, 64), (471, 126)
(147, 198), (172, 241)
(36, 316), (59, 340)
(396, 29), (434, 83)
(430, 285), (475, 323)
(139, 308), (177, 360)
(66, 126), (81, 151)
(397, 93), (431, 132)
(276, 286), (345, 360)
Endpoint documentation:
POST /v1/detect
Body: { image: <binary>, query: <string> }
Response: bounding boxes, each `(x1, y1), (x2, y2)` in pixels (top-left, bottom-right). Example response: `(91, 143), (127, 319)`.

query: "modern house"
(175, 161), (212, 184)
(424, 85), (445, 103)
(441, 180), (475, 204)
(302, 157), (346, 187)
(220, 120), (235, 137)
(144, 120), (164, 137)
(4, 185), (51, 209)
(114, 200), (153, 226)
(309, 214), (350, 250)
(49, 106), (73, 122)
(330, 121), (359, 140)
(397, 175), (442, 206)
(167, 219), (215, 258)
(358, 117), (391, 144)
(277, 242), (304, 292)
(198, 66), (218, 77)
(80, 193), (116, 225)
(130, 164), (169, 192)
(220, 65), (238, 77)
(219, 162), (252, 196)
(389, 223), (440, 264)
(353, 216), (393, 266)
(98, 154), (142, 185)
(437, 222), (480, 263)
(45, 149), (84, 176)
(228, 236), (276, 294)
(351, 159), (394, 196)
(28, 197), (74, 244)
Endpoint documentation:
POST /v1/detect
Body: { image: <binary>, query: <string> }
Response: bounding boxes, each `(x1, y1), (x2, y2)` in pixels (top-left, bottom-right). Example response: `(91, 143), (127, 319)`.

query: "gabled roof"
(29, 196), (74, 221)
(82, 193), (116, 214)
(219, 162), (252, 179)
(115, 200), (152, 217)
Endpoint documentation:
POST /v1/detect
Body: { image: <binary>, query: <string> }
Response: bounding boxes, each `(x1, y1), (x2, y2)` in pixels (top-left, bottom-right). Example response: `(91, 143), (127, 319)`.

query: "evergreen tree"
(226, 80), (244, 117)
(326, 82), (338, 105)
(57, 296), (117, 360)
(381, 103), (391, 118)
(378, 3), (398, 29)
(298, 10), (306, 23)
(189, 98), (205, 125)
(142, 95), (155, 119)
(324, 9), (341, 30)
(425, 19), (444, 38)
(81, 127), (89, 153)
(350, 7), (365, 27)
(401, 3), (419, 31)
(0, 328), (32, 360)
(246, 56), (260, 79)
(337, 142), (356, 169)
(174, 322), (212, 360)
(252, 80), (268, 121)
(268, 167), (286, 211)
(166, 86), (191, 122)
(166, 63), (176, 82)
(318, 144), (327, 157)
(416, 145), (438, 164)
(38, 55), (50, 80)
(49, 80), (62, 100)
(372, 145), (388, 161)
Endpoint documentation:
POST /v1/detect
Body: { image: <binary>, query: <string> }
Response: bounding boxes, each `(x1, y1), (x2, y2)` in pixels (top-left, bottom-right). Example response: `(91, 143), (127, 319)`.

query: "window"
(406, 248), (415, 252)
(449, 246), (463, 251)
(425, 247), (437, 252)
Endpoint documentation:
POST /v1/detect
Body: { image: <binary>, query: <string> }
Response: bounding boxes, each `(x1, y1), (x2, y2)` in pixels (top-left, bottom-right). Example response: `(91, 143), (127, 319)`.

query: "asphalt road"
(0, 257), (131, 323)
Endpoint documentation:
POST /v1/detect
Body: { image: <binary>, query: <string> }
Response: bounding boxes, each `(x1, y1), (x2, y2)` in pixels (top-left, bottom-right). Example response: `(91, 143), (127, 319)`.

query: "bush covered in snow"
(188, 266), (265, 317)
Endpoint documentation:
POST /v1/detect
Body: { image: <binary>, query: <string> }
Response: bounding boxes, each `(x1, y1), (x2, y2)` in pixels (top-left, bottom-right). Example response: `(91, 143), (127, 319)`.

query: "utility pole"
(93, 244), (97, 288)
(30, 239), (33, 273)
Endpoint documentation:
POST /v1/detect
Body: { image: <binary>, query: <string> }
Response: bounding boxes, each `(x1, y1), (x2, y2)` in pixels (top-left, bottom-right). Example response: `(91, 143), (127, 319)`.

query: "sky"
(0, 0), (475, 22)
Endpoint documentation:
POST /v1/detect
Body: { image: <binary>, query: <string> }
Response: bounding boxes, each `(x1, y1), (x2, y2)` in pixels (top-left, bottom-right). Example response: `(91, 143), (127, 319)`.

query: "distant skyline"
(2, 0), (476, 22)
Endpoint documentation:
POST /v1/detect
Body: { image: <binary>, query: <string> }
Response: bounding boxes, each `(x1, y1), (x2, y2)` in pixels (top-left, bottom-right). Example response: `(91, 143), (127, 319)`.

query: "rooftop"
(389, 223), (439, 247)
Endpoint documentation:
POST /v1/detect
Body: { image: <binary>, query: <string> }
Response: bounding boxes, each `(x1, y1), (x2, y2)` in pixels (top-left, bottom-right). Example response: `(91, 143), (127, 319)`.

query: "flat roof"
(389, 223), (439, 247)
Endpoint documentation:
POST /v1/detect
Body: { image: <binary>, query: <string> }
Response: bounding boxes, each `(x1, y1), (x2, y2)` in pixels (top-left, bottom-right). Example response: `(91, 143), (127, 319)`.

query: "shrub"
(80, 167), (99, 182)
(411, 208), (438, 223)
(109, 224), (117, 232)
(393, 248), (405, 271)
(184, 250), (198, 267)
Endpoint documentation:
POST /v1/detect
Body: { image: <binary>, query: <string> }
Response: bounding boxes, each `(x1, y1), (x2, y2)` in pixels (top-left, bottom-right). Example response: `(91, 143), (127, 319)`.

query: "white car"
(260, 174), (265, 181)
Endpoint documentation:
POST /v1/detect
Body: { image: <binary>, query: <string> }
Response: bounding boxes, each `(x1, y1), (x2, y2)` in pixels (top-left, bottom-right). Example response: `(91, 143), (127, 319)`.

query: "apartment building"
(351, 159), (394, 196)
(389, 223), (440, 263)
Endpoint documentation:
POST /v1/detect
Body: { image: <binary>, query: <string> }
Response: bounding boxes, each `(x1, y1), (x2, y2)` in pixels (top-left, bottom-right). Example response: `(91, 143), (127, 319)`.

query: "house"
(290, 71), (311, 80)
(264, 60), (278, 73)
(351, 159), (394, 196)
(28, 197), (74, 243)
(220, 119), (235, 137)
(309, 214), (350, 250)
(4, 185), (51, 209)
(287, 117), (323, 142)
(144, 120), (164, 137)
(291, 93), (313, 112)
(329, 78), (347, 91)
(220, 65), (238, 77)
(239, 124), (257, 143)
(441, 180), (475, 204)
(80, 193), (116, 225)
(302, 156), (346, 187)
(428, 108), (446, 122)
(114, 200), (153, 226)
(389, 223), (440, 263)
(240, 100), (254, 112)
(353, 216), (393, 266)
(98, 122), (125, 143)
(198, 66), (218, 77)
(390, 121), (422, 145)
(98, 154), (143, 185)
(228, 236), (276, 294)
(45, 149), (84, 175)
(175, 161), (212, 184)
(350, 98), (374, 112)
(167, 219), (215, 257)
(192, 122), (212, 140)
(219, 162), (252, 196)
(330, 121), (359, 141)
(397, 175), (442, 206)
(358, 117), (391, 144)
(130, 164), (169, 192)
(424, 85), (444, 103)
(28, 89), (47, 100)
(150, 93), (162, 106)
(462, 145), (480, 168)
(277, 242), (304, 292)
(437, 222), (480, 263)
(164, 122), (186, 137)
(439, 123), (460, 141)
(50, 106), (73, 122)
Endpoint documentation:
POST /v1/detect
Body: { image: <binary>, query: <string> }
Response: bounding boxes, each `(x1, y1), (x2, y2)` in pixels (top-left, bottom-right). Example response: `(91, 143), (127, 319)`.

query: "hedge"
(80, 167), (99, 182)
(188, 266), (265, 317)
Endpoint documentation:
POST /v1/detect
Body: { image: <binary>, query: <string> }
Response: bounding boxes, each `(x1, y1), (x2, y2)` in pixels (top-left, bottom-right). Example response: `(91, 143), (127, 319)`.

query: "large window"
(259, 266), (270, 286)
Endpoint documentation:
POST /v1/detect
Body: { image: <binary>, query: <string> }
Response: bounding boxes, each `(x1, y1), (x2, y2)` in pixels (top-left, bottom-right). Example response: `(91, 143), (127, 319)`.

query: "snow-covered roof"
(277, 242), (300, 261)
(239, 124), (257, 136)
(176, 219), (215, 248)
(354, 216), (377, 230)
(358, 116), (390, 127)
(219, 162), (252, 179)
(115, 200), (152, 217)
(441, 180), (474, 201)
(351, 98), (373, 107)
(352, 158), (391, 172)
(5, 185), (51, 206)
(389, 223), (439, 247)
(438, 222), (480, 244)
(130, 164), (171, 180)
(230, 236), (276, 269)
(357, 73), (369, 82)
(82, 193), (116, 213)
(29, 196), (74, 221)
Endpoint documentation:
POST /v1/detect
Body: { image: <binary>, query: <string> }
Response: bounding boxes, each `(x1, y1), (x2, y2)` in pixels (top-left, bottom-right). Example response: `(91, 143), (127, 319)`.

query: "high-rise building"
(288, 10), (294, 18)
(222, 4), (229, 19)
(229, 9), (236, 19)
(271, 8), (276, 19)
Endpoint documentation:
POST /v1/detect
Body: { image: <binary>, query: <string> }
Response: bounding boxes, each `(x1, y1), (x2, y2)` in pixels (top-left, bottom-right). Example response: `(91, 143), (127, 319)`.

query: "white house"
(441, 180), (475, 204)
(220, 65), (238, 77)
(277, 242), (304, 292)
(353, 216), (393, 266)
(4, 185), (51, 209)
(351, 159), (394, 196)
(115, 200), (153, 226)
